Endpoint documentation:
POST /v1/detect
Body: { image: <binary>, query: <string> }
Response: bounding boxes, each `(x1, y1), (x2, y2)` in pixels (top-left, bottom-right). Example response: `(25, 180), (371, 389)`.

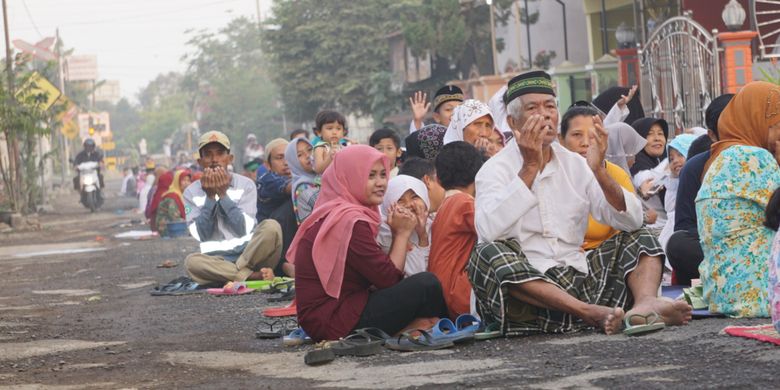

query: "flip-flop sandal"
(263, 300), (297, 317)
(354, 327), (392, 345)
(430, 318), (476, 345)
(151, 279), (205, 296)
(207, 283), (256, 296)
(304, 348), (335, 366)
(455, 314), (482, 333)
(283, 327), (313, 347)
(264, 279), (295, 294)
(255, 318), (299, 339)
(474, 322), (502, 341)
(623, 311), (666, 336)
(330, 333), (384, 356)
(683, 286), (708, 310)
(384, 329), (455, 352)
(267, 288), (296, 303)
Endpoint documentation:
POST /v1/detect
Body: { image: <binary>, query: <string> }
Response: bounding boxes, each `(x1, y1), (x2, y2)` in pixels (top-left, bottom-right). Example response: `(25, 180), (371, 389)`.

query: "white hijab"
(488, 86), (511, 134)
(376, 175), (430, 252)
(606, 122), (647, 173)
(443, 99), (494, 145)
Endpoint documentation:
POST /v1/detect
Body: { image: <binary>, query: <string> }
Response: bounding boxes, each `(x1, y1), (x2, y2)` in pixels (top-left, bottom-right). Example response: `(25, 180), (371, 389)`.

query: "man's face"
(433, 101), (462, 127)
(509, 93), (559, 147)
(267, 144), (290, 176)
(198, 143), (234, 170)
(560, 115), (593, 157)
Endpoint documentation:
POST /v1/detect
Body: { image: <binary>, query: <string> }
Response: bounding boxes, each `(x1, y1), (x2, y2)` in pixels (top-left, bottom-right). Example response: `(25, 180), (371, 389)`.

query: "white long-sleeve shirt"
(474, 141), (643, 274)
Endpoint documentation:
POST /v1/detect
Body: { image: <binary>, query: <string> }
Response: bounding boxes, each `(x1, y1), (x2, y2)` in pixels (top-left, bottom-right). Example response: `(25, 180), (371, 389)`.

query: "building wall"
(495, 0), (590, 73)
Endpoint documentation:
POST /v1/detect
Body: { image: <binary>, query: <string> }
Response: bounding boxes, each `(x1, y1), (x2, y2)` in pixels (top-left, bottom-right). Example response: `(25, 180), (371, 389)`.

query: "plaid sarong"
(467, 227), (663, 336)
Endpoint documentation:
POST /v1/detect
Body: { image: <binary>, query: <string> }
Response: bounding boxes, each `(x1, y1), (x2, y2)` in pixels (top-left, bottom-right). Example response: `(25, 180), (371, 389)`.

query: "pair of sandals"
(150, 277), (204, 296)
(305, 327), (392, 366)
(623, 312), (665, 336)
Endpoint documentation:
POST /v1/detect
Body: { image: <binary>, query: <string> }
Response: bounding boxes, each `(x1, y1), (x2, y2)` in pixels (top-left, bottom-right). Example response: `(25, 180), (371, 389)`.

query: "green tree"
(182, 17), (282, 148)
(261, 1), (402, 123)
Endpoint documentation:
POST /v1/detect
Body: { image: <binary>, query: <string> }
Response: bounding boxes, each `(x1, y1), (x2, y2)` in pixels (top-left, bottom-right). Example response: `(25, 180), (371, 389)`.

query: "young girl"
(658, 134), (697, 249)
(312, 110), (349, 174)
(156, 169), (192, 237)
(289, 145), (448, 341)
(376, 175), (431, 277)
(284, 137), (320, 224)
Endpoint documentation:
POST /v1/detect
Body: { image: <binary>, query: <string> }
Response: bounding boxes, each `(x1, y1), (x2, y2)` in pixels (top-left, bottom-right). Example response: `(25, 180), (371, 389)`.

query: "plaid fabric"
(467, 227), (663, 336)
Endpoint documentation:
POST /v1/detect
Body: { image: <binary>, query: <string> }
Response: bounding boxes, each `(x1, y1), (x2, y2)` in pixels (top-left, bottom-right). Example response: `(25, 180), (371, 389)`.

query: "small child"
(312, 110), (349, 174)
(427, 141), (484, 319)
(369, 128), (402, 178)
(377, 175), (431, 277)
(398, 157), (445, 214)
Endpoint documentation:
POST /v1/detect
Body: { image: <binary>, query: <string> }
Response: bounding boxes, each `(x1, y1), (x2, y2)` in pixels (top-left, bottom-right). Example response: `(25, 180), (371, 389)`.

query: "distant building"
(94, 80), (121, 105)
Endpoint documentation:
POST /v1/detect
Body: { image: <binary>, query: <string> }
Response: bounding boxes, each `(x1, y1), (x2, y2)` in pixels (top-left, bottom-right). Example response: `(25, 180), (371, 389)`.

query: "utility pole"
(487, 1), (499, 75)
(255, 0), (262, 25)
(2, 0), (22, 209)
(56, 29), (70, 179)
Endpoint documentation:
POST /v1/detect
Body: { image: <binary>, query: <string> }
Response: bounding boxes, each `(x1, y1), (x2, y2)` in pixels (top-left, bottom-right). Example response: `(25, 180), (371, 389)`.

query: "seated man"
(184, 131), (283, 286)
(256, 138), (296, 278)
(469, 71), (691, 336)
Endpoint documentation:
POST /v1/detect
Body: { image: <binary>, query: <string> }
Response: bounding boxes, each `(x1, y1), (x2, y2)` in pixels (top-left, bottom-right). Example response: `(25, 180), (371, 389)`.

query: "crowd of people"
(151, 69), (780, 347)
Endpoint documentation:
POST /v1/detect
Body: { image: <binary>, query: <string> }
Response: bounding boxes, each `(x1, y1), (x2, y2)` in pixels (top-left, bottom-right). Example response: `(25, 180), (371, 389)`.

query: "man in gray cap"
(183, 131), (282, 286)
(468, 71), (691, 337)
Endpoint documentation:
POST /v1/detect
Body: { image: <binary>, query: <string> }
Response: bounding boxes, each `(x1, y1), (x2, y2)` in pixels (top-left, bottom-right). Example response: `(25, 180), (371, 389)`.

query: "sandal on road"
(262, 299), (297, 317)
(429, 317), (476, 345)
(207, 282), (255, 296)
(283, 327), (313, 347)
(623, 312), (666, 336)
(151, 277), (204, 296)
(267, 288), (295, 303)
(255, 318), (299, 339)
(474, 322), (502, 341)
(384, 329), (454, 352)
(304, 347), (335, 366)
(330, 333), (385, 357)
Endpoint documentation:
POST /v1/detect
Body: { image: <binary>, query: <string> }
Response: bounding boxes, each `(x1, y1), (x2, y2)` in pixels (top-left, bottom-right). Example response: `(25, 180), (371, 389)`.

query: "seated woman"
(765, 188), (780, 332)
(657, 134), (697, 249)
(630, 117), (670, 236)
(284, 137), (320, 224)
(442, 99), (495, 157)
(290, 145), (448, 341)
(146, 170), (173, 233)
(697, 81), (780, 317)
(155, 169), (192, 237)
(428, 142), (485, 319)
(377, 175), (431, 277)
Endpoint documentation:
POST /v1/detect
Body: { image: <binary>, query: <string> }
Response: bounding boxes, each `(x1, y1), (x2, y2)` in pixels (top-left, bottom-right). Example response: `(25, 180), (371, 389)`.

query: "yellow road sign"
(102, 141), (116, 151)
(15, 72), (62, 110)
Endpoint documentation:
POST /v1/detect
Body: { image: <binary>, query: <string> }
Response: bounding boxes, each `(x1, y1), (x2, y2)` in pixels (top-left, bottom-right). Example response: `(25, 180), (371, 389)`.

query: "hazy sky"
(3, 0), (272, 101)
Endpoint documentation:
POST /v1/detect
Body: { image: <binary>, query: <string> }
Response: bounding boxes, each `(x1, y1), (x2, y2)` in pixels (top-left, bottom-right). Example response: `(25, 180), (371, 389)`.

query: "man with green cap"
(468, 71), (692, 337)
(183, 131), (283, 286)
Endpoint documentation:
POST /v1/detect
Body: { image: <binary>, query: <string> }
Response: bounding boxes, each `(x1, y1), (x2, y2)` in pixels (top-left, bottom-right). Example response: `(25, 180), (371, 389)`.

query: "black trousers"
(666, 230), (703, 286)
(354, 272), (449, 336)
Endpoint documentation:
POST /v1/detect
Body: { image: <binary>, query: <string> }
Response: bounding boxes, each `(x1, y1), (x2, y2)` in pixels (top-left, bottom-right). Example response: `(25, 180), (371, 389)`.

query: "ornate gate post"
(719, 31), (759, 94)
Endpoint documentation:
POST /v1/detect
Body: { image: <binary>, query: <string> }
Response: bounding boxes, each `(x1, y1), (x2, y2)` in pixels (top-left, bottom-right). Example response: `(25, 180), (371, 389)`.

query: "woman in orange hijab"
(696, 81), (780, 318)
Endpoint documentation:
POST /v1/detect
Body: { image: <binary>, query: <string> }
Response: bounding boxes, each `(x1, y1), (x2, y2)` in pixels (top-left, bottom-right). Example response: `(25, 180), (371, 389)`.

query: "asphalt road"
(0, 182), (777, 389)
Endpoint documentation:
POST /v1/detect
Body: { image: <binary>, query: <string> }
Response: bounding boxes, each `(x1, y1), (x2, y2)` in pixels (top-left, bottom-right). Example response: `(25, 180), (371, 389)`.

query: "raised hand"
(617, 85), (638, 110)
(201, 168), (217, 199)
(514, 114), (545, 167)
(214, 166), (230, 198)
(585, 115), (608, 172)
(409, 91), (430, 127)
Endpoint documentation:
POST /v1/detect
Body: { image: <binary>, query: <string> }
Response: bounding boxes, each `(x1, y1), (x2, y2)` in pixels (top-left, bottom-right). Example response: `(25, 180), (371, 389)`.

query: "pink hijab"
(287, 145), (389, 299)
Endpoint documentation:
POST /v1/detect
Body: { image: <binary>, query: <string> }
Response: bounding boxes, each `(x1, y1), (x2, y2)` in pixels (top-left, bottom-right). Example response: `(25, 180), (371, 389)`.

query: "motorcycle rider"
(73, 138), (105, 207)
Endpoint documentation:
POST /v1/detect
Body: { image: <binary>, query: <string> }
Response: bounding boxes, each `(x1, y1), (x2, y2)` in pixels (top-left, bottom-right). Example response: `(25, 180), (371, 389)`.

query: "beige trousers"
(185, 219), (283, 285)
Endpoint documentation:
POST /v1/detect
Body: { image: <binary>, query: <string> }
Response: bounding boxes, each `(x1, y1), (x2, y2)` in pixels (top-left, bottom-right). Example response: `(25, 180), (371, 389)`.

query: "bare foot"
(629, 297), (692, 326)
(583, 305), (624, 335)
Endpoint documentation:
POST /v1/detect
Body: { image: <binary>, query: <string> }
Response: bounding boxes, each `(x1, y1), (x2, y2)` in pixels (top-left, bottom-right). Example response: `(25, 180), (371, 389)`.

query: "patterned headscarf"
(443, 99), (494, 145)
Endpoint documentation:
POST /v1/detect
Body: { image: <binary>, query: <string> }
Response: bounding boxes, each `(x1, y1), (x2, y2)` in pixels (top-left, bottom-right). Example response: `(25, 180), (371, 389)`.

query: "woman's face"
(396, 189), (427, 215)
(668, 148), (686, 178)
(296, 141), (314, 173)
(768, 122), (780, 164)
(364, 160), (388, 206)
(462, 115), (494, 145)
(644, 124), (667, 158)
(179, 174), (192, 191)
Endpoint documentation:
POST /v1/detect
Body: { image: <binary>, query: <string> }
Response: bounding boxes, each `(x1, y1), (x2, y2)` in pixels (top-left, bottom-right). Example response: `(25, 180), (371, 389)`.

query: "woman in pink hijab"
(289, 145), (448, 341)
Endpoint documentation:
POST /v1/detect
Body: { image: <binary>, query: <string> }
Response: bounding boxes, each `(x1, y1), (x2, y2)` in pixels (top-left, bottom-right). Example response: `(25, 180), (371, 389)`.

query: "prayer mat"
(661, 286), (725, 318)
(723, 324), (780, 346)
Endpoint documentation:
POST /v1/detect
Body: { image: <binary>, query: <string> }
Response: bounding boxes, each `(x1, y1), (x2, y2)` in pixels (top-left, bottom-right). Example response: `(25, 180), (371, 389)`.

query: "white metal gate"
(638, 14), (721, 132)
